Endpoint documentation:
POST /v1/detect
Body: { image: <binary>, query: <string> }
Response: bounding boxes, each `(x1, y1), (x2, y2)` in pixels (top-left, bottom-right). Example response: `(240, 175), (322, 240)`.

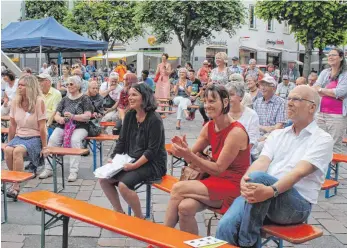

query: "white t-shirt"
(261, 121), (333, 204)
(100, 82), (123, 101)
(238, 107), (260, 147)
(4, 79), (18, 100)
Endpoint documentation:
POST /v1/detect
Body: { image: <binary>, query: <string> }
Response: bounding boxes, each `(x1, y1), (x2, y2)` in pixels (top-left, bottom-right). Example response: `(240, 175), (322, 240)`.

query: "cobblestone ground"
(1, 113), (347, 248)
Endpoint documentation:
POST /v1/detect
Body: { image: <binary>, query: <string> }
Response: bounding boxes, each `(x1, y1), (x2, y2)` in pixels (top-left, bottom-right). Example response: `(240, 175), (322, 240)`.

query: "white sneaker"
(68, 172), (78, 182)
(38, 170), (53, 179)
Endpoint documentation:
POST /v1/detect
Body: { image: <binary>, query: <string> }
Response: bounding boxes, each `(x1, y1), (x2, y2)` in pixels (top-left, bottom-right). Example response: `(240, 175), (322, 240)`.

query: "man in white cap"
(276, 74), (295, 99)
(253, 75), (286, 158)
(229, 56), (243, 75)
(37, 73), (62, 126)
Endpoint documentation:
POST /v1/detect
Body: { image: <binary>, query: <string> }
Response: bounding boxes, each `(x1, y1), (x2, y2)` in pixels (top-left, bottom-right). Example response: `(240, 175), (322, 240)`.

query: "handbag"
(154, 71), (160, 83)
(179, 152), (211, 181)
(103, 94), (116, 109)
(63, 118), (76, 148)
(88, 118), (102, 137)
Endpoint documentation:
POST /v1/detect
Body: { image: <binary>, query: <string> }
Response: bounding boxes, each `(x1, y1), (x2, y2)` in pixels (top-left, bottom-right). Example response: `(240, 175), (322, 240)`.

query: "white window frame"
(283, 21), (290, 34)
(249, 5), (256, 29)
(267, 19), (274, 32)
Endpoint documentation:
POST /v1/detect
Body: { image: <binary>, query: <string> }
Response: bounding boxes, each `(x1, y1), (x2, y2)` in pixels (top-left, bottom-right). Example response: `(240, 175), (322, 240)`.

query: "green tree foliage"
(23, 0), (68, 24)
(255, 0), (347, 77)
(63, 1), (142, 49)
(136, 0), (246, 64)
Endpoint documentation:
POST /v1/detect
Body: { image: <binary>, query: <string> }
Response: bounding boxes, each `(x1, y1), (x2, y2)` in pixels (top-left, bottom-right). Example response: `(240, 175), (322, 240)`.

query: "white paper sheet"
(94, 154), (134, 179)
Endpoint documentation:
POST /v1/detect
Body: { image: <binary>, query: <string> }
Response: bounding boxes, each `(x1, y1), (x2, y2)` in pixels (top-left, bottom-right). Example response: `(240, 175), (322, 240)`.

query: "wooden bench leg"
(92, 140), (97, 171)
(2, 182), (8, 223)
(257, 235), (283, 248)
(47, 155), (65, 193)
(325, 162), (339, 198)
(38, 207), (70, 248)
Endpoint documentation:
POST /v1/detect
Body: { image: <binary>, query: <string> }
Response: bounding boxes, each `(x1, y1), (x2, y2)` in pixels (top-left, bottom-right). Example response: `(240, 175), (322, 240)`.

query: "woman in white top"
(1, 70), (18, 115)
(226, 81), (260, 152)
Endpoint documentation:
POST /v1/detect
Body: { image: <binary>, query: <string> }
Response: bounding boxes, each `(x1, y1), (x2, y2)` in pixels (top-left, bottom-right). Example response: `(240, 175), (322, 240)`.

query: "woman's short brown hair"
(204, 84), (230, 114)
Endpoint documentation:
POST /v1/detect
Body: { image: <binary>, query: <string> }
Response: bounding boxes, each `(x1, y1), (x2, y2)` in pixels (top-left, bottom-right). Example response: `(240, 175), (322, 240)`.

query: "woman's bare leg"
(99, 178), (124, 213)
(4, 146), (14, 170)
(12, 146), (27, 191)
(118, 182), (143, 218)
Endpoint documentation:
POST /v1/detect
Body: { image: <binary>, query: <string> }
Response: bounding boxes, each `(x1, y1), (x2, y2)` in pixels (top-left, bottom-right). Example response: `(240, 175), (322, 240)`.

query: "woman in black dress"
(99, 83), (167, 218)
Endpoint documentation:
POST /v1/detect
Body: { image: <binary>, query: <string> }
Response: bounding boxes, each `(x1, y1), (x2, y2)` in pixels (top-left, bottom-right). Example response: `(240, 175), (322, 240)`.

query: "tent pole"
(39, 45), (42, 70)
(106, 49), (109, 73)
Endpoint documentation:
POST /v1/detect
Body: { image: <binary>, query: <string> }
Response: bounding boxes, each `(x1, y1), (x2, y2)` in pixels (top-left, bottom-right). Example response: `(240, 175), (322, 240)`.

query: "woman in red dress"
(164, 85), (250, 235)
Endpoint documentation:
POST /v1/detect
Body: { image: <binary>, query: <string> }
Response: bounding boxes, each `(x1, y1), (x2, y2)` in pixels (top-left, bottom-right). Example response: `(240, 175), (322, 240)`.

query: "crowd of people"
(1, 47), (346, 247)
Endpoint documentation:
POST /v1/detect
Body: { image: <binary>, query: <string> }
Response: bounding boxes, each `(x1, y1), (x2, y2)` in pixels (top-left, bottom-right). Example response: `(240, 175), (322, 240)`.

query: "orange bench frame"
(1, 170), (34, 223)
(18, 190), (236, 248)
(324, 153), (347, 198)
(153, 175), (323, 247)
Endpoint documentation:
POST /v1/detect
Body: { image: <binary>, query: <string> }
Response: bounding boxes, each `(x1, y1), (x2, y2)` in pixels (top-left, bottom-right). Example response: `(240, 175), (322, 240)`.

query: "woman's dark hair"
(330, 48), (347, 80)
(162, 53), (169, 60)
(22, 67), (32, 74)
(186, 62), (193, 70)
(1, 70), (16, 81)
(203, 84), (230, 114)
(131, 83), (157, 112)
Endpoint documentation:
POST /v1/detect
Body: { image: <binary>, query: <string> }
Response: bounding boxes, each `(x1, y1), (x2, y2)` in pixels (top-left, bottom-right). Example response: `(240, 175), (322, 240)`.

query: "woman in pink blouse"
(4, 75), (48, 199)
(155, 53), (172, 99)
(314, 48), (347, 154)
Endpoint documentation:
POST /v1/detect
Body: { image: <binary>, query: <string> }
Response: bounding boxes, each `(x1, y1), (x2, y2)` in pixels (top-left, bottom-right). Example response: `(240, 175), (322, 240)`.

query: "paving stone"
(1, 235), (25, 243)
(80, 185), (94, 191)
(41, 177), (54, 184)
(318, 219), (347, 234)
(91, 190), (104, 197)
(70, 227), (101, 237)
(100, 229), (125, 238)
(21, 225), (41, 235)
(47, 226), (72, 236)
(76, 190), (92, 201)
(97, 238), (126, 247)
(61, 185), (80, 193)
(23, 180), (40, 188)
(311, 211), (335, 219)
(152, 203), (167, 211)
(1, 242), (24, 248)
(125, 238), (147, 247)
(333, 233), (347, 244)
(82, 180), (96, 186)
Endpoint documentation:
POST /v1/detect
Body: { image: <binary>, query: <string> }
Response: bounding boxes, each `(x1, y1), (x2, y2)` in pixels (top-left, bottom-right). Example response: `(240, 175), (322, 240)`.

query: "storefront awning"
(267, 47), (299, 53)
(240, 45), (273, 53)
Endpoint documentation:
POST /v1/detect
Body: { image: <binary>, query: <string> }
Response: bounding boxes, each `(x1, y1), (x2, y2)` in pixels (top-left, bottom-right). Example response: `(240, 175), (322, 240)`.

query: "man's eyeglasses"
(327, 54), (339, 57)
(66, 83), (75, 86)
(287, 97), (315, 104)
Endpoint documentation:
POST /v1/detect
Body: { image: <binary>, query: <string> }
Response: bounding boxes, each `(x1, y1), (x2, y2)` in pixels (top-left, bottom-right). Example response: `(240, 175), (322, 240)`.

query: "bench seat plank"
(1, 127), (9, 134)
(1, 116), (10, 121)
(1, 170), (34, 183)
(332, 153), (347, 163)
(153, 175), (179, 193)
(47, 147), (89, 156)
(100, 122), (116, 127)
(343, 138), (347, 144)
(18, 191), (236, 248)
(85, 134), (119, 141)
(261, 224), (323, 244)
(321, 179), (339, 190)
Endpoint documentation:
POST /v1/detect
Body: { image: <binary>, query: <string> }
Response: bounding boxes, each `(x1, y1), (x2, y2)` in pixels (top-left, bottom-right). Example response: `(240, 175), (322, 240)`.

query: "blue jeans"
(216, 171), (311, 247)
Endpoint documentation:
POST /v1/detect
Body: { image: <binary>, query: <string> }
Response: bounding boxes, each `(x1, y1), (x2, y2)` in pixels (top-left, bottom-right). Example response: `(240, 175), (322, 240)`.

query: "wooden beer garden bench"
(343, 138), (347, 144)
(1, 170), (34, 223)
(100, 121), (116, 127)
(1, 115), (10, 127)
(85, 134), (119, 171)
(18, 190), (236, 248)
(152, 175), (323, 247)
(45, 147), (89, 193)
(324, 153), (347, 198)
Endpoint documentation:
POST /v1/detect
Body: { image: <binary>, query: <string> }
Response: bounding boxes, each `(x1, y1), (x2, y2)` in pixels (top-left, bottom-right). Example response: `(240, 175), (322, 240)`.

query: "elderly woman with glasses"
(226, 81), (260, 154)
(72, 69), (88, 94)
(172, 68), (193, 130)
(39, 76), (93, 182)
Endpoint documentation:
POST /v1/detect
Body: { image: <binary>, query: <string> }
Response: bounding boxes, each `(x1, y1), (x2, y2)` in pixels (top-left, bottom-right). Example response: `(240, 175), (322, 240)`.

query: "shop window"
(267, 19), (274, 32)
(249, 5), (256, 29)
(283, 21), (290, 34)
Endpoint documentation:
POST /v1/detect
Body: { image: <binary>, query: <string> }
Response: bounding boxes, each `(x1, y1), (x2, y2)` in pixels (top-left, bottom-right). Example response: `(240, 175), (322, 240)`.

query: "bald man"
(217, 86), (333, 247)
(295, 77), (307, 86)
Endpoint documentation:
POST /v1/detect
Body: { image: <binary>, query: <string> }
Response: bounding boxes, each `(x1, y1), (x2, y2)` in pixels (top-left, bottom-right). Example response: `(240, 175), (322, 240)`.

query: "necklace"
(250, 88), (257, 93)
